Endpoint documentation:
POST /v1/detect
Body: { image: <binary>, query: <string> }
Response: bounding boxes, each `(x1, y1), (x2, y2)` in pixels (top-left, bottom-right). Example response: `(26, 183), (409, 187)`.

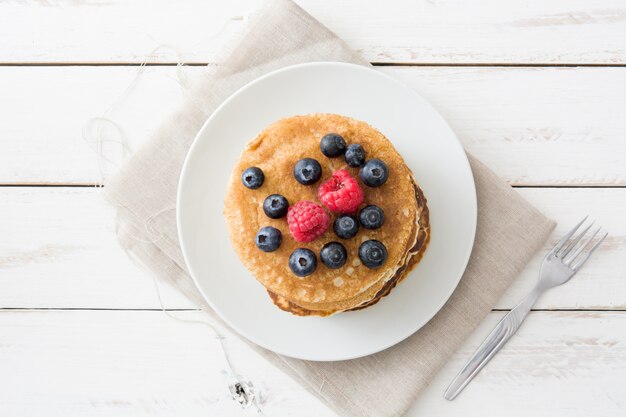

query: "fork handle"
(444, 287), (541, 400)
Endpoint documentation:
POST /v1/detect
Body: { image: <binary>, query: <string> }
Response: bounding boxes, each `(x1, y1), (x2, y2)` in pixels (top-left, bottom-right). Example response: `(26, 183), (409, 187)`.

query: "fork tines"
(553, 216), (608, 270)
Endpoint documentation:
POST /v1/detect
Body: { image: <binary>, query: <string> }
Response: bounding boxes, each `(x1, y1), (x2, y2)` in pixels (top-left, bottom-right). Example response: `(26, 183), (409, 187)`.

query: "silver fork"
(444, 216), (607, 400)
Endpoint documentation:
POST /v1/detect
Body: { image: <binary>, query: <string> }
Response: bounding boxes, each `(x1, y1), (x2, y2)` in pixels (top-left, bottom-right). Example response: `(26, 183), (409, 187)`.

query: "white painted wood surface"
(0, 310), (623, 417)
(1, 0), (625, 64)
(410, 311), (626, 417)
(1, 66), (625, 185)
(1, 1), (625, 416)
(2, 187), (624, 310)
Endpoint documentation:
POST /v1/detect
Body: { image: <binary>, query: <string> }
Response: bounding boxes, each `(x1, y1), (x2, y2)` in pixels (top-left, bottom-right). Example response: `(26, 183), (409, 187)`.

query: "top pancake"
(224, 114), (418, 305)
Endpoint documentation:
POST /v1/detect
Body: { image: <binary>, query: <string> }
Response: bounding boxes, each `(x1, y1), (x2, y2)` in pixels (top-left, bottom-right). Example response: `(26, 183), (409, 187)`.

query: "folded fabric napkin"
(104, 0), (555, 416)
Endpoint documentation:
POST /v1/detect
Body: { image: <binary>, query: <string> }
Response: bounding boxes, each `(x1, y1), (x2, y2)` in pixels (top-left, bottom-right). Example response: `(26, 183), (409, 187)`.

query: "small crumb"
(352, 258), (361, 267)
(297, 288), (307, 298)
(403, 208), (410, 217)
(346, 267), (354, 276)
(333, 277), (344, 287)
(276, 276), (283, 284)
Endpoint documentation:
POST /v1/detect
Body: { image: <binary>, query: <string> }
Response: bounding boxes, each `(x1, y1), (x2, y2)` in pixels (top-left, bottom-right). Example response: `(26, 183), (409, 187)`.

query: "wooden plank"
(386, 66), (626, 186)
(409, 311), (626, 416)
(494, 188), (626, 310)
(1, 187), (624, 310)
(0, 66), (187, 185)
(1, 0), (625, 64)
(0, 187), (197, 310)
(0, 310), (623, 416)
(0, 0), (254, 65)
(1, 66), (625, 185)
(0, 309), (333, 417)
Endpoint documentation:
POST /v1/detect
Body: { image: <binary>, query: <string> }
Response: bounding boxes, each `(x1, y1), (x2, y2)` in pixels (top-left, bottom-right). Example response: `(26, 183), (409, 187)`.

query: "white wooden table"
(1, 1), (625, 416)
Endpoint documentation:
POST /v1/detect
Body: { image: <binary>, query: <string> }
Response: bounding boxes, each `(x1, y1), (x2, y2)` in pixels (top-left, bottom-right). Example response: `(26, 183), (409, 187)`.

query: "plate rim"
(177, 61), (477, 361)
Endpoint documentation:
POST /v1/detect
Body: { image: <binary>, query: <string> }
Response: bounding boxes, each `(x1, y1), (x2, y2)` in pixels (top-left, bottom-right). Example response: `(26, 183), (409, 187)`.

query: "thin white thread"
(113, 207), (175, 245)
(148, 267), (232, 370)
(81, 45), (189, 187)
(318, 379), (326, 394)
(80, 10), (253, 182)
(149, 270), (263, 414)
(81, 39), (264, 413)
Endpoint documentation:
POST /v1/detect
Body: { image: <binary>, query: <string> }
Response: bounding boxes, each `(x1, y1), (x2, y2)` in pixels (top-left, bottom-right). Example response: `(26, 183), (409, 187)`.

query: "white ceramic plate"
(177, 62), (476, 361)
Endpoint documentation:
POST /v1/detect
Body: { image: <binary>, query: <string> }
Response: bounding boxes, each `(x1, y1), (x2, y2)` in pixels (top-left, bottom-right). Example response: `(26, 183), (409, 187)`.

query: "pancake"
(279, 178), (426, 313)
(224, 113), (429, 315)
(268, 183), (430, 316)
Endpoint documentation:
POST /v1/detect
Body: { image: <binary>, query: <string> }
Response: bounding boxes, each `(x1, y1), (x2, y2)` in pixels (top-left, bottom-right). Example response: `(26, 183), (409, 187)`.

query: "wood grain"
(0, 187), (196, 310)
(1, 186), (624, 310)
(497, 187), (626, 311)
(1, 0), (625, 64)
(1, 66), (624, 185)
(0, 310), (623, 417)
(1, 2), (624, 415)
(410, 311), (626, 417)
(0, 309), (333, 417)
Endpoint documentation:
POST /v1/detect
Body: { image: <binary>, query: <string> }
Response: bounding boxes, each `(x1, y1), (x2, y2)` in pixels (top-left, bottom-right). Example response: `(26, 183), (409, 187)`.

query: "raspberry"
(318, 169), (364, 214)
(287, 201), (330, 243)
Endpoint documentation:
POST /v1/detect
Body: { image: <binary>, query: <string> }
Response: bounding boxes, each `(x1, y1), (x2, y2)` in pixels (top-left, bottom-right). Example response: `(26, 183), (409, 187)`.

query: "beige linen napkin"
(104, 0), (555, 416)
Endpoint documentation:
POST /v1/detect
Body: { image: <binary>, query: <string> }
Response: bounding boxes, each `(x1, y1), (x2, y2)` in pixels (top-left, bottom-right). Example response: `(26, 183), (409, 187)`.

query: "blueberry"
(333, 215), (359, 239)
(320, 133), (347, 158)
(344, 144), (365, 167)
(294, 158), (322, 185)
(359, 159), (388, 187)
(241, 167), (264, 189)
(255, 226), (282, 252)
(359, 240), (387, 268)
(289, 248), (317, 276)
(359, 205), (385, 229)
(263, 194), (289, 219)
(320, 242), (348, 269)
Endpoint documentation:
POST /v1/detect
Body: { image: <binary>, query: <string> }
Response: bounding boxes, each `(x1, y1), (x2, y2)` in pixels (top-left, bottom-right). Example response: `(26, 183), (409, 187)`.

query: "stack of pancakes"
(224, 114), (430, 316)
